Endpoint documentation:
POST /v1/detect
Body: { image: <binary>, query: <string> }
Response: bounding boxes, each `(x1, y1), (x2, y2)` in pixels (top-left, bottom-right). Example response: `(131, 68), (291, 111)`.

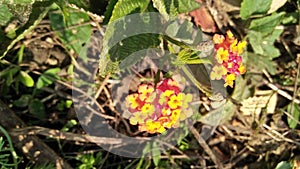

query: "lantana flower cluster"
(210, 30), (247, 87)
(126, 78), (193, 134)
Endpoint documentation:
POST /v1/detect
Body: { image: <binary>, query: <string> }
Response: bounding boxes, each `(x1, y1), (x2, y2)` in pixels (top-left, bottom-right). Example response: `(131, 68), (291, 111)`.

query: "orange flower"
(125, 78), (194, 133)
(126, 93), (140, 110)
(138, 84), (154, 102)
(224, 74), (236, 87)
(213, 34), (225, 44)
(145, 119), (166, 133)
(238, 63), (246, 74)
(168, 95), (182, 109)
(216, 48), (229, 63)
(210, 30), (247, 88)
(141, 103), (154, 113)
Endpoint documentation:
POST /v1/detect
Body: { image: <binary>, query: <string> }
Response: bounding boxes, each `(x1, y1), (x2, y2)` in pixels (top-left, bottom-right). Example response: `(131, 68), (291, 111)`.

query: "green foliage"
(248, 28), (283, 58)
(0, 4), (13, 26)
(0, 137), (12, 168)
(0, 54), (35, 94)
(178, 138), (189, 150)
(0, 125), (19, 169)
(249, 12), (285, 36)
(240, 0), (272, 20)
(17, 71), (34, 87)
(247, 53), (277, 75)
(49, 9), (92, 55)
(61, 119), (77, 132)
(275, 161), (292, 169)
(14, 94), (46, 119)
(103, 0), (118, 24)
(165, 18), (203, 45)
(36, 68), (61, 89)
(0, 65), (20, 87)
(247, 26), (283, 75)
(28, 99), (46, 119)
(287, 103), (300, 129)
(107, 0), (151, 23)
(13, 94), (32, 107)
(76, 152), (103, 169)
(0, 0), (53, 59)
(152, 0), (200, 19)
(245, 11), (285, 75)
(57, 100), (73, 111)
(282, 12), (299, 25)
(151, 142), (161, 166)
(99, 0), (153, 75)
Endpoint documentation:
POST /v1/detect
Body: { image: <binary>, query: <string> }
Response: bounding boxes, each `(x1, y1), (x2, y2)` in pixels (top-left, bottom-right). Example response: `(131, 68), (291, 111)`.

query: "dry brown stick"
(189, 125), (224, 169)
(0, 100), (72, 169)
(262, 124), (300, 146)
(223, 148), (249, 169)
(10, 126), (150, 145)
(263, 79), (300, 104)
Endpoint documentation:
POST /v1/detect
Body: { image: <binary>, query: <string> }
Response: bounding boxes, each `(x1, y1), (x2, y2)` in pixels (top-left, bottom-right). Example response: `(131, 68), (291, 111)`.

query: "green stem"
(0, 125), (19, 169)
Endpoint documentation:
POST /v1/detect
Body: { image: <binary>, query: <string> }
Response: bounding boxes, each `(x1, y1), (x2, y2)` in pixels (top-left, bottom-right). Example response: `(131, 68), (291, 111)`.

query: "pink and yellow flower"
(211, 30), (247, 87)
(210, 65), (227, 80)
(125, 78), (193, 134)
(138, 84), (155, 102)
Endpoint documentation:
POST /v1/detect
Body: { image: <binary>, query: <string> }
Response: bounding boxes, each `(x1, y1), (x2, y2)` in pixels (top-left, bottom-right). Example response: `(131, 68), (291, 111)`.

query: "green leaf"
(108, 0), (151, 23)
(1, 1), (53, 59)
(29, 99), (46, 119)
(152, 0), (200, 20)
(99, 0), (153, 76)
(249, 12), (285, 35)
(199, 101), (236, 125)
(17, 45), (25, 64)
(165, 19), (203, 45)
(17, 71), (34, 87)
(0, 4), (13, 26)
(248, 31), (264, 55)
(232, 76), (251, 100)
(36, 76), (52, 89)
(36, 68), (60, 89)
(110, 33), (160, 62)
(151, 142), (161, 166)
(240, 0), (272, 20)
(282, 12), (298, 25)
(100, 13), (162, 75)
(43, 67), (60, 76)
(152, 0), (177, 19)
(13, 94), (32, 107)
(103, 0), (118, 24)
(248, 28), (283, 59)
(287, 103), (300, 129)
(246, 52), (277, 75)
(3, 67), (20, 86)
(65, 100), (73, 108)
(49, 10), (91, 54)
(3, 0), (35, 4)
(275, 161), (292, 169)
(177, 0), (201, 13)
(0, 66), (20, 77)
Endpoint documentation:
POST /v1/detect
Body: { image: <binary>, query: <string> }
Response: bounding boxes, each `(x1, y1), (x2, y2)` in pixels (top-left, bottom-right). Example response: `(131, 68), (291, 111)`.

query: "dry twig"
(0, 100), (72, 169)
(189, 125), (224, 168)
